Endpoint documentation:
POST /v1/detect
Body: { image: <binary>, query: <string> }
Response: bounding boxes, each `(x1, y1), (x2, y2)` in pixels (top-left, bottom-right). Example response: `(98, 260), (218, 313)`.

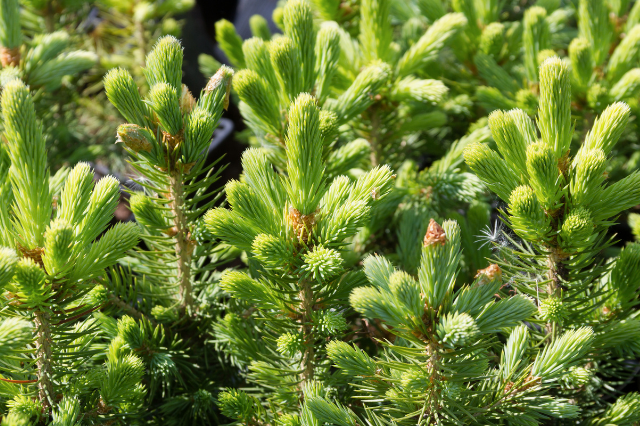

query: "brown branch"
(0, 378), (37, 384)
(34, 311), (53, 413)
(53, 304), (103, 326)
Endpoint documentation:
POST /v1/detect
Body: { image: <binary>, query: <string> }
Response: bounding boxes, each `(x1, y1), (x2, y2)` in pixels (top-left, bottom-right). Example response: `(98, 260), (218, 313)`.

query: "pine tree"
(95, 0), (195, 70)
(104, 35), (234, 424)
(364, 1), (640, 187)
(472, 1), (640, 184)
(287, 54), (640, 426)
(3, 1), (640, 424)
(212, 0), (391, 175)
(204, 92), (394, 423)
(0, 0), (97, 88)
(79, 0), (196, 172)
(471, 0), (640, 120)
(0, 79), (143, 423)
(464, 56), (640, 420)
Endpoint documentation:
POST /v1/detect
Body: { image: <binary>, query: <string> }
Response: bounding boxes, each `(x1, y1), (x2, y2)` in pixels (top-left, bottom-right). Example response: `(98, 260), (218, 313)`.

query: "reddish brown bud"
(18, 244), (44, 267)
(288, 207), (318, 242)
(423, 219), (446, 247)
(475, 264), (502, 283)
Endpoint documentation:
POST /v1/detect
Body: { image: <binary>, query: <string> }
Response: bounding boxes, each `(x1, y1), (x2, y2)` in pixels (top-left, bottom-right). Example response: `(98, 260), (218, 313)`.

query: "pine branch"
(107, 293), (149, 323)
(34, 310), (53, 413)
(169, 170), (194, 310)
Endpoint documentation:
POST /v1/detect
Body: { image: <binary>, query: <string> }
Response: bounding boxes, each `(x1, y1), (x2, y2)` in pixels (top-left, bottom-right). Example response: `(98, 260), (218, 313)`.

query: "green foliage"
(3, 1), (640, 424)
(0, 80), (141, 420)
(103, 37), (234, 424)
(465, 54), (640, 421)
(205, 91), (393, 422)
(323, 219), (582, 424)
(212, 0), (490, 295)
(0, 0), (196, 171)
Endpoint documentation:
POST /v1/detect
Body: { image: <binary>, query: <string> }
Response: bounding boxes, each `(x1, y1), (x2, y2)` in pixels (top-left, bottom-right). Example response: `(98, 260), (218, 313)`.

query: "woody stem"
(169, 170), (193, 309)
(34, 311), (53, 413)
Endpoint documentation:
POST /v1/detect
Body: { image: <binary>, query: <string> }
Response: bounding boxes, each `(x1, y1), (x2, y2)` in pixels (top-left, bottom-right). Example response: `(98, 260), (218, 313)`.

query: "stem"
(546, 249), (562, 296)
(425, 341), (441, 418)
(34, 311), (53, 413)
(108, 293), (152, 323)
(545, 247), (566, 339)
(300, 280), (315, 387)
(169, 171), (193, 309)
(135, 20), (147, 69)
(45, 0), (55, 33)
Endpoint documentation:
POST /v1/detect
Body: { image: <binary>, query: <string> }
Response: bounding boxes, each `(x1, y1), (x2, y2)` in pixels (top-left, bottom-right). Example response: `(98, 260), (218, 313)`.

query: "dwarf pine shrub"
(2, 1), (640, 425)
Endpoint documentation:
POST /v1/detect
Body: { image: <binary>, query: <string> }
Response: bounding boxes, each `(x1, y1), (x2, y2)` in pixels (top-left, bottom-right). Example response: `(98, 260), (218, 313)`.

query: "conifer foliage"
(0, 0), (97, 164)
(0, 0), (96, 90)
(3, 1), (640, 425)
(104, 36), (234, 424)
(213, 0), (492, 280)
(215, 0), (464, 169)
(0, 80), (142, 422)
(205, 92), (394, 423)
(321, 219), (587, 424)
(465, 56), (640, 421)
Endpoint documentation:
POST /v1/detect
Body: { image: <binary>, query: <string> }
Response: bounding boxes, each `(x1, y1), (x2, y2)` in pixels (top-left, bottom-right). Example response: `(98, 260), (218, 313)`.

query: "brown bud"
(205, 65), (234, 110)
(423, 219), (446, 247)
(116, 124), (152, 153)
(475, 264), (502, 283)
(180, 84), (196, 114)
(504, 381), (515, 394)
(163, 226), (179, 237)
(0, 46), (20, 67)
(162, 129), (184, 151)
(288, 207), (318, 243)
(186, 232), (197, 257)
(18, 244), (44, 267)
(522, 375), (542, 391)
